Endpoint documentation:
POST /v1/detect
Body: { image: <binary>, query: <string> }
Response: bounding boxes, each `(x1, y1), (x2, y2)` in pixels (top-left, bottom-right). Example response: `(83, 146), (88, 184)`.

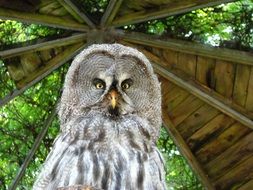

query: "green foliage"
(0, 66), (68, 189)
(158, 128), (203, 190)
(125, 0), (253, 50)
(0, 20), (63, 47)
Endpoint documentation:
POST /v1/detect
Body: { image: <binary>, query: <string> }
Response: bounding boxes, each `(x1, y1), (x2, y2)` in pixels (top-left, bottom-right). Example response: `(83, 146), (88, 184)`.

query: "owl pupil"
(121, 79), (133, 90)
(93, 78), (105, 89)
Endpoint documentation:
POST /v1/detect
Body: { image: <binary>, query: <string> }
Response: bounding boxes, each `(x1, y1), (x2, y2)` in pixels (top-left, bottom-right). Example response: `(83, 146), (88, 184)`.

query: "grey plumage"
(33, 44), (166, 190)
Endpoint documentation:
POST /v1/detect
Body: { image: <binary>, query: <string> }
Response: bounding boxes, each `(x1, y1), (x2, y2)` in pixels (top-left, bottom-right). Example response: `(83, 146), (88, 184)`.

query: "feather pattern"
(33, 44), (166, 190)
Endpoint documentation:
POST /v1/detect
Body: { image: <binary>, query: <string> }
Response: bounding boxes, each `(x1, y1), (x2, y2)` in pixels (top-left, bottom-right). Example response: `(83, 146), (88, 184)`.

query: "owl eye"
(121, 79), (133, 90)
(93, 78), (105, 89)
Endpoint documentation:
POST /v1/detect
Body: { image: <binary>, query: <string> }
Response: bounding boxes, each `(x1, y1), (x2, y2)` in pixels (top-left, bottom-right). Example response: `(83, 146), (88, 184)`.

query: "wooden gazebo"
(0, 0), (253, 189)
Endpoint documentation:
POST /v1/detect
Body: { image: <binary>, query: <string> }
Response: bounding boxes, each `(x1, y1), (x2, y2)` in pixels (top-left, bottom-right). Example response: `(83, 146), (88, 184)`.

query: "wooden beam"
(57, 0), (85, 23)
(152, 62), (253, 129)
(61, 0), (95, 28)
(0, 33), (87, 58)
(162, 115), (215, 190)
(100, 0), (123, 27)
(0, 7), (88, 32)
(0, 43), (86, 108)
(112, 0), (235, 27)
(9, 104), (57, 190)
(117, 30), (253, 66)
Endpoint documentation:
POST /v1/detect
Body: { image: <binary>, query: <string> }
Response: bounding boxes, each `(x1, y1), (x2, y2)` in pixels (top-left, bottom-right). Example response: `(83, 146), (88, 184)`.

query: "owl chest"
(52, 137), (154, 190)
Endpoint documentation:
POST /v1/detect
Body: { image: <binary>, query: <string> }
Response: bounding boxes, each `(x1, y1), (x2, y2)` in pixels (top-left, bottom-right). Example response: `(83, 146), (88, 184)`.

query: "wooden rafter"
(57, 0), (85, 23)
(0, 43), (86, 108)
(9, 105), (57, 190)
(152, 62), (253, 129)
(100, 0), (124, 27)
(117, 30), (253, 66)
(60, 0), (95, 28)
(162, 116), (215, 190)
(0, 33), (87, 58)
(112, 0), (235, 27)
(0, 7), (88, 32)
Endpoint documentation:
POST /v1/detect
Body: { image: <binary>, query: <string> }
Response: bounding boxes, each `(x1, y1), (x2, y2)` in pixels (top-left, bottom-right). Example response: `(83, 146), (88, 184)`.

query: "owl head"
(58, 44), (161, 141)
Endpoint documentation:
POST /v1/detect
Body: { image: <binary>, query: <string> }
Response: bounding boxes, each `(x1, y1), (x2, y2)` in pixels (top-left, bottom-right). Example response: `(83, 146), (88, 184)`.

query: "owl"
(33, 44), (167, 190)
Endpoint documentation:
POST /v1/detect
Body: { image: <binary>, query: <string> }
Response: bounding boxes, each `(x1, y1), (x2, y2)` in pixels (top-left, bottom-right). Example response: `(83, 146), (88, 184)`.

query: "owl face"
(59, 44), (162, 140)
(75, 53), (151, 118)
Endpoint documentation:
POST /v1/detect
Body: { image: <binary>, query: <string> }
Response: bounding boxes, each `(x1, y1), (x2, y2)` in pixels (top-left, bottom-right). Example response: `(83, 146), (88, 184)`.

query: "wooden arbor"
(0, 0), (253, 189)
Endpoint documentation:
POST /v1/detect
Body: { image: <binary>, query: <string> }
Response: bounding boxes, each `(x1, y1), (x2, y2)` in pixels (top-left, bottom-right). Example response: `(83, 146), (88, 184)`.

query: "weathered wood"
(245, 67), (253, 111)
(187, 114), (235, 151)
(9, 105), (57, 190)
(169, 95), (204, 126)
(196, 56), (216, 87)
(196, 122), (251, 164)
(101, 0), (124, 27)
(205, 132), (253, 179)
(16, 43), (84, 88)
(0, 33), (87, 58)
(177, 104), (219, 139)
(160, 77), (176, 97)
(214, 156), (253, 189)
(214, 60), (235, 98)
(177, 52), (197, 77)
(233, 65), (251, 107)
(57, 0), (85, 23)
(162, 49), (178, 68)
(150, 61), (253, 129)
(112, 0), (235, 27)
(162, 114), (215, 190)
(20, 52), (41, 73)
(60, 0), (95, 28)
(0, 7), (88, 31)
(118, 30), (253, 66)
(39, 1), (68, 17)
(238, 180), (253, 190)
(0, 43), (86, 107)
(163, 86), (189, 112)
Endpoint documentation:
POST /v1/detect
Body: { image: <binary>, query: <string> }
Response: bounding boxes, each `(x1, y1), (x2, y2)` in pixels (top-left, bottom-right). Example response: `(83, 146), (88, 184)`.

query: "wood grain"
(205, 132), (253, 179)
(196, 122), (250, 164)
(233, 64), (251, 107)
(214, 60), (235, 98)
(177, 104), (219, 139)
(187, 114), (235, 151)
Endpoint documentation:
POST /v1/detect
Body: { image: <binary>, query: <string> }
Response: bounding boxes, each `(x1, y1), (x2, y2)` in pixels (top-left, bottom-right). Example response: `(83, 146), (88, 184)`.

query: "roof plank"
(112, 0), (235, 27)
(117, 30), (253, 66)
(0, 7), (88, 32)
(162, 114), (215, 190)
(0, 43), (86, 107)
(101, 0), (124, 27)
(0, 33), (87, 58)
(59, 0), (95, 28)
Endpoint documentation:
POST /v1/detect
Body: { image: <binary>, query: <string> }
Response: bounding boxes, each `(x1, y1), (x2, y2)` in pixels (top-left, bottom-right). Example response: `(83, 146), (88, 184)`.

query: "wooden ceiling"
(1, 0), (253, 189)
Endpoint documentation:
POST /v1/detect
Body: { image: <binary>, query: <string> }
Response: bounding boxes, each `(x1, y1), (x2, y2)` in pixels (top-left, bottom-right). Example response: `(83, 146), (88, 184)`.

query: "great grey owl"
(33, 44), (166, 190)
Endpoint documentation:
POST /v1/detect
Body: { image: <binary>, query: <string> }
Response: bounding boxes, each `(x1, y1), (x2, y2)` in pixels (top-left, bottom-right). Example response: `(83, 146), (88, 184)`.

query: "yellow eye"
(93, 78), (105, 89)
(122, 83), (130, 89)
(121, 79), (133, 90)
(96, 83), (104, 89)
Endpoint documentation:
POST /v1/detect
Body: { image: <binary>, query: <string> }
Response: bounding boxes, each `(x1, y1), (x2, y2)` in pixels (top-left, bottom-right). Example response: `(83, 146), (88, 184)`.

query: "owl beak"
(109, 90), (118, 109)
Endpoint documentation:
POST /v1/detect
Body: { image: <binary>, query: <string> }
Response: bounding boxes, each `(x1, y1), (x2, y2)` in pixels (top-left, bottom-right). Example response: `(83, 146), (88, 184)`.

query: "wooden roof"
(1, 0), (253, 189)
